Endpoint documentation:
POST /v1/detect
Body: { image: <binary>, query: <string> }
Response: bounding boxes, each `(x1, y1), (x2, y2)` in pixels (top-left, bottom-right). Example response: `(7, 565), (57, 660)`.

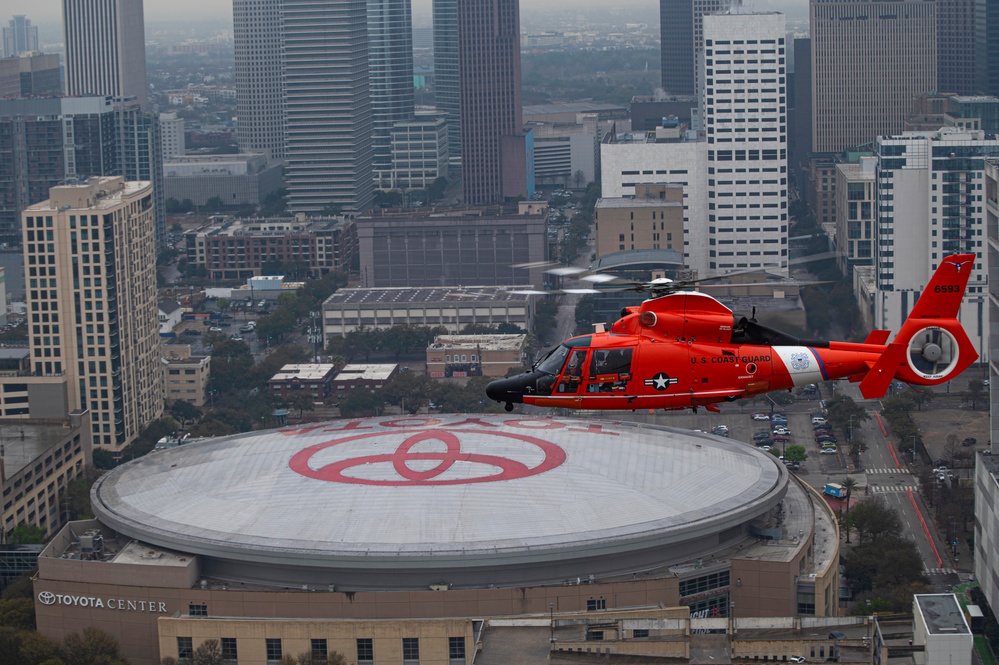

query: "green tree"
(9, 524), (46, 544)
(0, 597), (35, 630)
(783, 445), (808, 464)
(19, 630), (62, 663)
(167, 399), (202, 427)
(286, 392), (316, 420)
(202, 196), (225, 213)
(427, 177), (449, 201)
(968, 379), (984, 410)
(64, 468), (100, 520)
(338, 390), (384, 417)
(381, 372), (434, 414)
(61, 627), (128, 665)
(208, 338), (255, 394)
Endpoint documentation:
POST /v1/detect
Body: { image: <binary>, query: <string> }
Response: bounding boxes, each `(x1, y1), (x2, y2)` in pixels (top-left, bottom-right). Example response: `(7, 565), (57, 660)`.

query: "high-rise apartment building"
(0, 52), (60, 97)
(937, 0), (978, 95)
(703, 13), (788, 276)
(458, 0), (529, 205)
(2, 15), (39, 58)
(21, 177), (163, 450)
(0, 97), (118, 246)
(368, 0), (415, 188)
(117, 102), (166, 251)
(233, 0), (285, 161)
(432, 0), (461, 165)
(284, 0), (374, 214)
(62, 0), (148, 110)
(810, 0), (936, 154)
(660, 0), (740, 97)
(874, 128), (997, 350)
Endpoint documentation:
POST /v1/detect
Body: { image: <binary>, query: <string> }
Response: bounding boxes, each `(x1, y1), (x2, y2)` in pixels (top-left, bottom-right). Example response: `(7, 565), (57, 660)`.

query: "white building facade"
(874, 128), (997, 360)
(702, 13), (788, 276)
(159, 113), (186, 160)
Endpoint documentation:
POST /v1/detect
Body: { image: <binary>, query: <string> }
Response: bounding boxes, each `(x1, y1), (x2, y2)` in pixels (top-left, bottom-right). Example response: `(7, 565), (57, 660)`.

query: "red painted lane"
(907, 488), (943, 568)
(874, 412), (888, 438)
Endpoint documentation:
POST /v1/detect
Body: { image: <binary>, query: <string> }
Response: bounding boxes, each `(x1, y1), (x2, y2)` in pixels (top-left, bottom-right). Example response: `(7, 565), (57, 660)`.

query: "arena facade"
(33, 415), (840, 665)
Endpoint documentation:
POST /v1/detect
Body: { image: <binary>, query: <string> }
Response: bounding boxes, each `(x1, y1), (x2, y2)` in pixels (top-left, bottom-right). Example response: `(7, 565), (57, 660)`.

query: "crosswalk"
(868, 484), (915, 494)
(925, 566), (959, 576)
(865, 467), (910, 474)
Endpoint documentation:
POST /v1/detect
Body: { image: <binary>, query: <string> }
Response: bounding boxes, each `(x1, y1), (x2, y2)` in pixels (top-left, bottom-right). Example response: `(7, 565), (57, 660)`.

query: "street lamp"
(912, 435), (917, 465)
(550, 602), (555, 642)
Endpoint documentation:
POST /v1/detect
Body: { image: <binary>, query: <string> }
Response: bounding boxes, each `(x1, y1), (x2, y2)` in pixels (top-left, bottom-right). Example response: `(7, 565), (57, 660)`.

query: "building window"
(633, 629), (650, 638)
(177, 637), (193, 663)
(221, 637), (237, 664)
(402, 637), (420, 663)
(266, 638), (282, 663)
(188, 603), (208, 616)
(586, 598), (607, 611)
(310, 639), (328, 663)
(357, 638), (373, 664)
(448, 637), (466, 663)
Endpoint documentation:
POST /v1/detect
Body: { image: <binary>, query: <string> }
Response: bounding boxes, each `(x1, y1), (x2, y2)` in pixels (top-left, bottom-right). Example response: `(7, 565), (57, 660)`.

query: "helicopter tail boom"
(859, 254), (979, 398)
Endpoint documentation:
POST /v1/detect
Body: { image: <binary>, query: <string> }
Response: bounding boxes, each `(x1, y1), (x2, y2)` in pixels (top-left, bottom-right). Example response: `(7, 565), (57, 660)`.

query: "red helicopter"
(486, 253), (979, 413)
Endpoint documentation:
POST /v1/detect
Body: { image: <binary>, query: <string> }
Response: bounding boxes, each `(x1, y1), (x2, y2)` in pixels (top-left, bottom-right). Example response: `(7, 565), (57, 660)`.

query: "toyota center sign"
(38, 591), (167, 613)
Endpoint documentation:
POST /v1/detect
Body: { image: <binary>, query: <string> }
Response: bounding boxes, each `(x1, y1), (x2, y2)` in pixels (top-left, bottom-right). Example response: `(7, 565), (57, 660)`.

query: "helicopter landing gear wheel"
(504, 402), (514, 412)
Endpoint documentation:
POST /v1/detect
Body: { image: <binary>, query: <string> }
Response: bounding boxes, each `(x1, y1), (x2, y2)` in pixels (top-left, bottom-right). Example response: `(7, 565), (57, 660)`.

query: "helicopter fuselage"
(486, 254), (979, 413)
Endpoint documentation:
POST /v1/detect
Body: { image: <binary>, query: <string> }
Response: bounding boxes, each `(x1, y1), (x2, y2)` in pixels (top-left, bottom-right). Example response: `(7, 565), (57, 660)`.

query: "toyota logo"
(38, 591), (55, 605)
(289, 428), (566, 486)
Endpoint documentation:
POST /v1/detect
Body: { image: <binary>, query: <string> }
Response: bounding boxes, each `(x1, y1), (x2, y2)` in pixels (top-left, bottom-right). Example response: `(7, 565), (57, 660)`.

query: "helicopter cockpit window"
(536, 345), (571, 375)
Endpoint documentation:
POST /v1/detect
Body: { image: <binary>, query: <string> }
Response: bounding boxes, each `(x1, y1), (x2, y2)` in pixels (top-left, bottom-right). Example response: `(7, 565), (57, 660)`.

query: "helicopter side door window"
(557, 350), (587, 393)
(589, 349), (633, 392)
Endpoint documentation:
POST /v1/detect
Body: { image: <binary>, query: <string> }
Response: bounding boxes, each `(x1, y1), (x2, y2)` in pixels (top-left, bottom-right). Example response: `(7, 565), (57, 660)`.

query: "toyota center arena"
(34, 415), (841, 665)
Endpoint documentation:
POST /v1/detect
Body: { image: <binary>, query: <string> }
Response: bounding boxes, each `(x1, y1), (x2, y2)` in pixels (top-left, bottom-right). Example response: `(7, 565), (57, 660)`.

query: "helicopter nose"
(486, 375), (526, 404)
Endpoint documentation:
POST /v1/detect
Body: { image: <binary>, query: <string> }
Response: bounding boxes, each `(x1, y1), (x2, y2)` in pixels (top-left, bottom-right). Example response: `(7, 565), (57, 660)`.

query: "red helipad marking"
(288, 429), (567, 486)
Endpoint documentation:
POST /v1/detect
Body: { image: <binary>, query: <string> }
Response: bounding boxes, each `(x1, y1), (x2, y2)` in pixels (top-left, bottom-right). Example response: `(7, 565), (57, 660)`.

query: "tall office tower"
(458, 0), (528, 205)
(937, 0), (978, 94)
(702, 13), (789, 276)
(117, 102), (166, 251)
(2, 15), (39, 58)
(284, 0), (374, 214)
(977, 0), (999, 96)
(433, 0), (461, 165)
(62, 0), (148, 110)
(21, 177), (163, 450)
(233, 0), (285, 161)
(873, 128), (997, 339)
(368, 0), (415, 188)
(0, 97), (118, 246)
(660, 0), (740, 97)
(810, 0), (936, 154)
(159, 112), (185, 159)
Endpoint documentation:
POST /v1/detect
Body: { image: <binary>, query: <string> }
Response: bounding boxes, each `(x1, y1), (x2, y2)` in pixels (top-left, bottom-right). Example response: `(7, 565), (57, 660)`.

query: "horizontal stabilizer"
(859, 343), (907, 399)
(863, 330), (891, 345)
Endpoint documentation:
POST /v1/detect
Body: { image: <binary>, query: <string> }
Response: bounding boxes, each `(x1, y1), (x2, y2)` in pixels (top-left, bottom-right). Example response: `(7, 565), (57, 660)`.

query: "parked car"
(182, 329), (201, 336)
(962, 437), (977, 447)
(751, 412), (769, 421)
(209, 326), (223, 333)
(754, 431), (771, 440)
(790, 657), (806, 663)
(755, 438), (774, 447)
(231, 334), (243, 342)
(772, 427), (791, 435)
(239, 325), (254, 333)
(820, 448), (837, 455)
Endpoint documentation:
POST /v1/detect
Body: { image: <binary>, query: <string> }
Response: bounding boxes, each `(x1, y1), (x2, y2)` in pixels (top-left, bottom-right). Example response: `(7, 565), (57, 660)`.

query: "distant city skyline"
(7, 0), (807, 31)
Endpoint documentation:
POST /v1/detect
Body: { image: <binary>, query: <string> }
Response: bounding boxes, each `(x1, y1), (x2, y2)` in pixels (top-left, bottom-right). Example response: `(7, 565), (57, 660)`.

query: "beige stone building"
(21, 177), (163, 450)
(0, 411), (92, 542)
(594, 184), (685, 260)
(834, 157), (877, 275)
(425, 334), (526, 378)
(162, 355), (211, 408)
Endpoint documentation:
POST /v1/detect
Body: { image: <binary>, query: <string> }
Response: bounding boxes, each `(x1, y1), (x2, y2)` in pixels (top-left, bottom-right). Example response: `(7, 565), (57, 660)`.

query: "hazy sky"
(6, 0), (806, 35)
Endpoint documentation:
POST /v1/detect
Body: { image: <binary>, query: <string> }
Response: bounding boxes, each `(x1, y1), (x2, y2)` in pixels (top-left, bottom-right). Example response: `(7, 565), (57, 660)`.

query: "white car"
(820, 448), (837, 455)
(789, 658), (806, 664)
(812, 417), (827, 425)
(751, 413), (769, 421)
(772, 427), (791, 435)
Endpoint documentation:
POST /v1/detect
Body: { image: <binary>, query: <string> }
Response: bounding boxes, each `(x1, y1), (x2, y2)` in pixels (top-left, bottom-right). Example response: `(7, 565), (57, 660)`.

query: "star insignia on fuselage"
(644, 372), (678, 391)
